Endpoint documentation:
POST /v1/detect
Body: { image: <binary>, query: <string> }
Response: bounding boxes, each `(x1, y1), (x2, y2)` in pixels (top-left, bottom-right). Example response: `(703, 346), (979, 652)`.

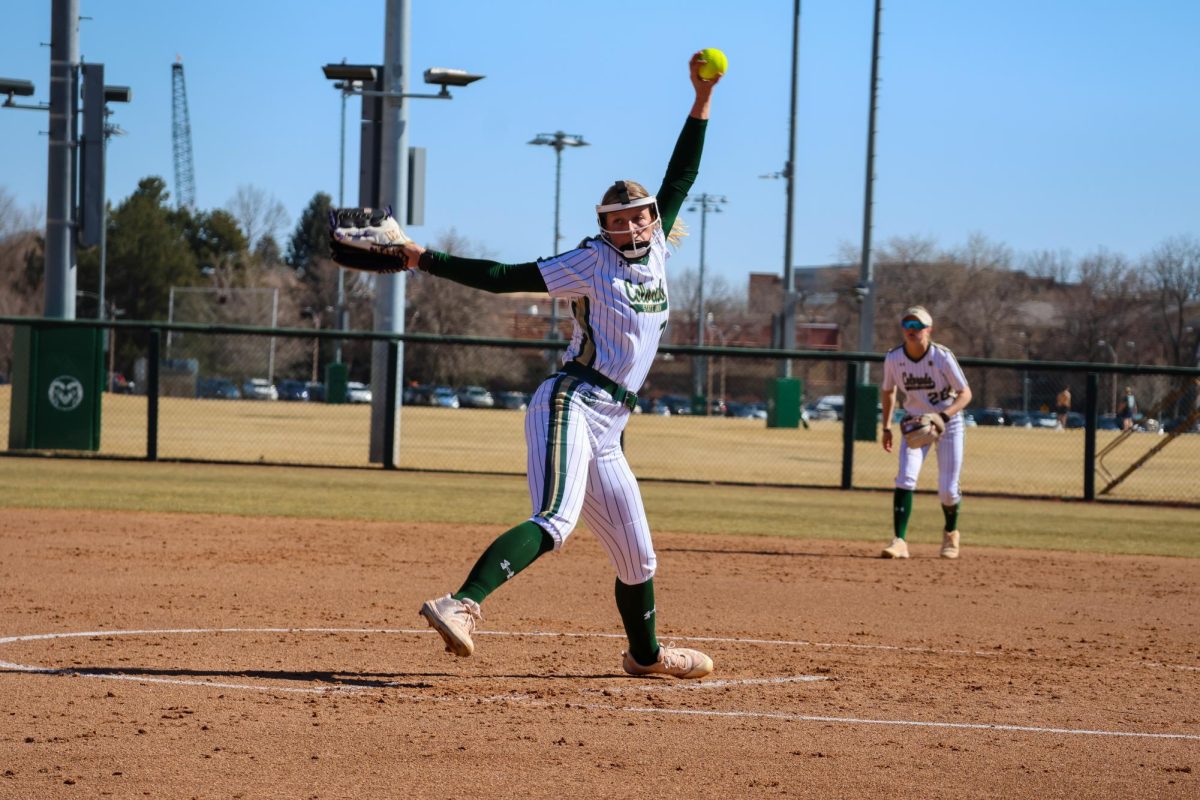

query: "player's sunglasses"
(902, 319), (928, 331)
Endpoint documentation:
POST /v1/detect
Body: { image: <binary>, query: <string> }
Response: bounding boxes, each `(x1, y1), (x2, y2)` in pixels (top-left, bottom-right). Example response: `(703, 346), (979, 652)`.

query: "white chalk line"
(4, 627), (1193, 670)
(2, 627), (1196, 740)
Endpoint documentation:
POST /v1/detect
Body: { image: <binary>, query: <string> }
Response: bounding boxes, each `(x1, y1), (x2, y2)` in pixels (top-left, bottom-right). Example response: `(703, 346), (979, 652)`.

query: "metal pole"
(45, 0), (79, 319)
(550, 144), (562, 340)
(166, 286), (175, 358)
(370, 0), (410, 465)
(694, 201), (707, 404)
(1083, 372), (1099, 500)
(780, 0), (801, 378)
(268, 287), (278, 383)
(856, 0), (883, 384)
(335, 85), (347, 364)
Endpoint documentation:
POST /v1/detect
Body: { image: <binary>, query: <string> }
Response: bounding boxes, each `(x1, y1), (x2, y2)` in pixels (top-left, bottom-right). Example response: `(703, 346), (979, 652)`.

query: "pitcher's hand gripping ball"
(901, 413), (945, 449)
(698, 48), (727, 81)
(329, 206), (413, 273)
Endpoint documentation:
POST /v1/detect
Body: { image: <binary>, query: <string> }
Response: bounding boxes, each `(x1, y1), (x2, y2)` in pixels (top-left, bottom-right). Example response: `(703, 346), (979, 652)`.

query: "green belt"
(559, 361), (638, 412)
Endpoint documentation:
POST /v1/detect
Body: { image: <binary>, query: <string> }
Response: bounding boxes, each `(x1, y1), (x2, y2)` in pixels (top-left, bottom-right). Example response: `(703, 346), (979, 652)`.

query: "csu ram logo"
(48, 376), (85, 411)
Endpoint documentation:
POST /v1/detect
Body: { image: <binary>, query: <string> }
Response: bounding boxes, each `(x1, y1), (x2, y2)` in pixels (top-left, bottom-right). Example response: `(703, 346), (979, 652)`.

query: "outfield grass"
(0, 457), (1195, 558)
(2, 385), (1197, 504)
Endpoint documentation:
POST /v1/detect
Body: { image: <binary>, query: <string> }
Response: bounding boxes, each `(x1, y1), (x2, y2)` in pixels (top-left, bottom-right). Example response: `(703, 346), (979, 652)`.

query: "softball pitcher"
(879, 306), (973, 559)
(367, 53), (720, 679)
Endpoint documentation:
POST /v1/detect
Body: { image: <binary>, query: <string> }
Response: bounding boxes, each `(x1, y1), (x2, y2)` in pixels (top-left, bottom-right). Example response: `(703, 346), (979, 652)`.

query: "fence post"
(382, 339), (399, 470)
(841, 362), (859, 489)
(1083, 371), (1098, 500)
(147, 329), (160, 462)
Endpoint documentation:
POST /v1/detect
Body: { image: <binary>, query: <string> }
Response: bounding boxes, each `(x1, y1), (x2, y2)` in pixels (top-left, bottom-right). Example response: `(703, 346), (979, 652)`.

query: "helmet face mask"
(596, 181), (659, 259)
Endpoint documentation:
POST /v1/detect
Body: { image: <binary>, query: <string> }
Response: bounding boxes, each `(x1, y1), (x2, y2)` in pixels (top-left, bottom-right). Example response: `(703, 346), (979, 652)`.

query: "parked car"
(431, 386), (460, 409)
(275, 379), (310, 402)
(347, 381), (372, 404)
(495, 390), (529, 411)
(810, 395), (844, 421)
(972, 408), (1006, 426)
(1030, 411), (1059, 429)
(1064, 411), (1086, 429)
(457, 385), (495, 409)
(656, 395), (692, 415)
(242, 378), (278, 401)
(404, 383), (434, 406)
(1097, 413), (1121, 430)
(727, 401), (768, 420)
(1005, 411), (1033, 428)
(305, 381), (326, 402)
(197, 377), (241, 400)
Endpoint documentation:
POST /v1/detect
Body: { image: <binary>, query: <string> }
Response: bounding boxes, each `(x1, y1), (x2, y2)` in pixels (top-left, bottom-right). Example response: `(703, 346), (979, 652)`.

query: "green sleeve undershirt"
(417, 115), (707, 293)
(656, 116), (707, 234)
(418, 250), (547, 293)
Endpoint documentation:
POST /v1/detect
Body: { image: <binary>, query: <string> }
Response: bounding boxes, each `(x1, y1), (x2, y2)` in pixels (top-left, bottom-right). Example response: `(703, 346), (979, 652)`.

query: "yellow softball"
(698, 48), (728, 81)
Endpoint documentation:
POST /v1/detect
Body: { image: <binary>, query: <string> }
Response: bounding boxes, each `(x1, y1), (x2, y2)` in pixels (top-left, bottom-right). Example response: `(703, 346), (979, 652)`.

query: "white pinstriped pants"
(895, 416), (964, 506)
(524, 373), (656, 585)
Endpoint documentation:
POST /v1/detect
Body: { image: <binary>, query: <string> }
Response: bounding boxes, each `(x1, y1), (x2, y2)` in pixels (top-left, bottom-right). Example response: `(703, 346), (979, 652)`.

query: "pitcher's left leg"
(581, 442), (711, 679)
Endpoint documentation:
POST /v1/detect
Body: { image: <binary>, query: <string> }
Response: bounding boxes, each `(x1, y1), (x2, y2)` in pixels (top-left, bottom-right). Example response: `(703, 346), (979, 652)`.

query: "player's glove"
(328, 207), (413, 273)
(900, 412), (946, 449)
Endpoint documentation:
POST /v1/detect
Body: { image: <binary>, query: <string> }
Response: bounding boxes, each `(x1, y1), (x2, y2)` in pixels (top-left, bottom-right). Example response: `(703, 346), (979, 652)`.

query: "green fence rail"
(2, 316), (1198, 506)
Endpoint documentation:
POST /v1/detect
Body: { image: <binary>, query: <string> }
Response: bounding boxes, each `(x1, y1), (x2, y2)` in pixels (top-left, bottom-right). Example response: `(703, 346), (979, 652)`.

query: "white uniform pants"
(524, 373), (656, 585)
(895, 416), (964, 506)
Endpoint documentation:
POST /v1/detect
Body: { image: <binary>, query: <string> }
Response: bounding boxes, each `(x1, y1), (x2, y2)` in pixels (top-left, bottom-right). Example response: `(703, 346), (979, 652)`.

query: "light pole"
(1018, 331), (1031, 415)
(529, 131), (589, 343)
(331, 76), (359, 365)
(686, 193), (727, 410)
(856, 0), (884, 384)
(1099, 340), (1118, 414)
(706, 313), (739, 413)
(323, 63), (378, 366)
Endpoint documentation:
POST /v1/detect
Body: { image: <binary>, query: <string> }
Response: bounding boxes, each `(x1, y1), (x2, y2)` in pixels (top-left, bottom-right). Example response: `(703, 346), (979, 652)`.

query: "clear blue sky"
(3, 1), (1198, 293)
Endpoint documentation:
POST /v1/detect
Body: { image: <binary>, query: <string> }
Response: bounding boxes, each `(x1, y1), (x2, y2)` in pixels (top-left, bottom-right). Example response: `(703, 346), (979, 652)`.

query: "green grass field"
(1, 384), (1196, 504)
(0, 456), (1196, 558)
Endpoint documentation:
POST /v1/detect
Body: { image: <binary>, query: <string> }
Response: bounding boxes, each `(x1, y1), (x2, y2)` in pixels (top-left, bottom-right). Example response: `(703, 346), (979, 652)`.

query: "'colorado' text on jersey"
(881, 342), (970, 415)
(538, 226), (670, 394)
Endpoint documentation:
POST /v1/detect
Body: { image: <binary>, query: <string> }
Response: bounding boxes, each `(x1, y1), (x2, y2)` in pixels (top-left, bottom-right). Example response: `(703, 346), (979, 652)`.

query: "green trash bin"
(324, 362), (348, 404)
(766, 377), (803, 428)
(8, 325), (104, 450)
(853, 383), (880, 442)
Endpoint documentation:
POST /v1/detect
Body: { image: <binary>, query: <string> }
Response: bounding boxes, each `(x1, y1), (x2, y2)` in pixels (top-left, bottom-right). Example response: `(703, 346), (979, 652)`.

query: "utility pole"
(44, 0), (79, 319)
(856, 0), (883, 383)
(687, 193), (727, 408)
(529, 131), (589, 345)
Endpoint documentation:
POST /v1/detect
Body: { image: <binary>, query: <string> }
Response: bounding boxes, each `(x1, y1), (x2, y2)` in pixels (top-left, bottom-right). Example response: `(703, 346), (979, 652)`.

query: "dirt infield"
(1, 508), (1196, 798)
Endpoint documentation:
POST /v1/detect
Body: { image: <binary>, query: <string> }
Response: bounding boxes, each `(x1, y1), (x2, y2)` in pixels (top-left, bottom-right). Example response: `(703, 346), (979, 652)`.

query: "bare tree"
(403, 228), (525, 387)
(1024, 248), (1076, 284)
(1144, 235), (1200, 366)
(226, 184), (289, 252)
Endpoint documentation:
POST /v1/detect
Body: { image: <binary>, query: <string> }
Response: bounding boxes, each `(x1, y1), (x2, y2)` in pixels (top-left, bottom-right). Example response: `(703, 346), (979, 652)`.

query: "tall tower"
(170, 57), (196, 209)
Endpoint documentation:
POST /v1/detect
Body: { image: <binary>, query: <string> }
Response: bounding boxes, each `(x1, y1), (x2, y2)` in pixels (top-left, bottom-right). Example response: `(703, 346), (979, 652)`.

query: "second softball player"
(879, 306), (973, 559)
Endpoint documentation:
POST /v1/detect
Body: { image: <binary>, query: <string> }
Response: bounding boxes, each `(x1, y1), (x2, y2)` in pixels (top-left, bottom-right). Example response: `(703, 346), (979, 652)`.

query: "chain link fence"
(2, 318), (1197, 505)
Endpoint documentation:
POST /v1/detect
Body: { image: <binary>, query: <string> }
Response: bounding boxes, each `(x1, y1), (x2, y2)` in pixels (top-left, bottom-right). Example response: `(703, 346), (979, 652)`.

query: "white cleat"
(418, 594), (482, 657)
(622, 645), (714, 679)
(940, 530), (961, 559)
(881, 537), (910, 559)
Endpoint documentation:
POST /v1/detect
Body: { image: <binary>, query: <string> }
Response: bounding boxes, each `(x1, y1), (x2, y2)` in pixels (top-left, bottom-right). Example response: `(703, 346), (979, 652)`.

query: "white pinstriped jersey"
(538, 226), (669, 393)
(881, 342), (969, 415)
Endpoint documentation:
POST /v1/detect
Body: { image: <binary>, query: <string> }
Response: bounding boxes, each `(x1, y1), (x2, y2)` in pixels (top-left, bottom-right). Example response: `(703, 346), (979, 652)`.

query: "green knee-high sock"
(942, 502), (960, 532)
(615, 577), (658, 666)
(893, 488), (914, 540)
(453, 521), (554, 604)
